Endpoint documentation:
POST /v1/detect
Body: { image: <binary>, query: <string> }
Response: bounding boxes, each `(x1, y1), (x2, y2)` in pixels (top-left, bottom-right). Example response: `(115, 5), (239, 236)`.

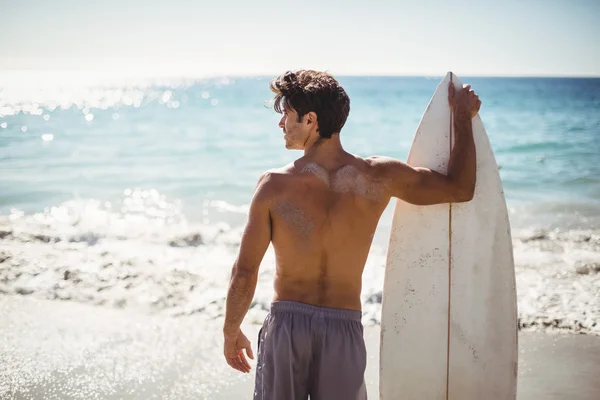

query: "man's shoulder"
(364, 155), (395, 167)
(254, 165), (295, 197)
(258, 164), (295, 181)
(363, 155), (410, 176)
(259, 162), (307, 181)
(352, 155), (394, 179)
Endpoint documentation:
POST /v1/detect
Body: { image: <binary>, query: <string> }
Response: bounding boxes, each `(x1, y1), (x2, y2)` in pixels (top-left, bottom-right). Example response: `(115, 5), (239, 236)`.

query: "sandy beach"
(1, 296), (599, 399)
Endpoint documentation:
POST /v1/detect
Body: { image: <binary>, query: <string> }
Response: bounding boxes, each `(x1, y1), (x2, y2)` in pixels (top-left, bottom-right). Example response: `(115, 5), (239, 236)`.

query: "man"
(223, 70), (480, 399)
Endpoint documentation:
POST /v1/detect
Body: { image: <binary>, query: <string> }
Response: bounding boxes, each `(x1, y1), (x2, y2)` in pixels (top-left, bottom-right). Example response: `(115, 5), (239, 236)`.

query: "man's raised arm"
(370, 83), (480, 206)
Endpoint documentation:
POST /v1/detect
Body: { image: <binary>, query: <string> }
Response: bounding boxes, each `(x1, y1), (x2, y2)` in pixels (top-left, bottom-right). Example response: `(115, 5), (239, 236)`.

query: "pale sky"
(1, 0), (598, 77)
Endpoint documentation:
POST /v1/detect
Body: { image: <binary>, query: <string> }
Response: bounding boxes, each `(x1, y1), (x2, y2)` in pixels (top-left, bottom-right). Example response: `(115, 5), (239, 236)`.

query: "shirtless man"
(223, 70), (480, 399)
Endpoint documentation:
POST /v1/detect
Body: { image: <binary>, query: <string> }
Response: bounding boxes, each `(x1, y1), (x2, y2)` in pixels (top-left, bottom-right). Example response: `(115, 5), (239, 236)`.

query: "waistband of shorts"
(270, 301), (362, 322)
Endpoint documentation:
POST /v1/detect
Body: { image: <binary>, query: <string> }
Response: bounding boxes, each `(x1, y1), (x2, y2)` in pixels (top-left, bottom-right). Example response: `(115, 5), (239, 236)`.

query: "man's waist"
(269, 300), (362, 322)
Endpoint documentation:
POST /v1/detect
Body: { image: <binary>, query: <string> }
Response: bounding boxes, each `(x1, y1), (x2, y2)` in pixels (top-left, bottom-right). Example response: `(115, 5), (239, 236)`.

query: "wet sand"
(1, 296), (599, 399)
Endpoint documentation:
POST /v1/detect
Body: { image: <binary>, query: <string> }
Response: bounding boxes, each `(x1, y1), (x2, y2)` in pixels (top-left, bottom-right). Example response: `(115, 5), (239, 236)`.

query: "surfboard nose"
(444, 72), (464, 93)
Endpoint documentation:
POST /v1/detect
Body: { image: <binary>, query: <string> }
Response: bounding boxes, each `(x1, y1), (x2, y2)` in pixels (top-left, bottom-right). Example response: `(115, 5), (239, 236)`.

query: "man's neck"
(302, 134), (347, 168)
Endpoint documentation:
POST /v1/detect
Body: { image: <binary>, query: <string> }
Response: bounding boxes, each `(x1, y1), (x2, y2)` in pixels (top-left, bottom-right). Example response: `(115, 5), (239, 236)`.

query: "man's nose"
(278, 116), (285, 128)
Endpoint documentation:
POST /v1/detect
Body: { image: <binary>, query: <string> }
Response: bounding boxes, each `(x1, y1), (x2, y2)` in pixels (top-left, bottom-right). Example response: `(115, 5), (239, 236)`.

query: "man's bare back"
(268, 155), (390, 311)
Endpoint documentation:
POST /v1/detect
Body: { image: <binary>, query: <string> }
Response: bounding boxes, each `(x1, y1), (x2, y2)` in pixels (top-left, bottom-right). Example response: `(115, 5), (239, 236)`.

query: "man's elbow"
(230, 263), (259, 281)
(454, 184), (475, 203)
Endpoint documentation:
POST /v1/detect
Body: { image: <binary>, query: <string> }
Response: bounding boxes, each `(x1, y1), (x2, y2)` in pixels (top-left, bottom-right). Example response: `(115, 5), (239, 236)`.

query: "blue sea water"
(1, 74), (599, 233)
(1, 72), (599, 333)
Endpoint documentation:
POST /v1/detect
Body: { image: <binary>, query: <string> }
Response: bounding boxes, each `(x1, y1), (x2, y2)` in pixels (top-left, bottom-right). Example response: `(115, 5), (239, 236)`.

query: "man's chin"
(283, 139), (301, 150)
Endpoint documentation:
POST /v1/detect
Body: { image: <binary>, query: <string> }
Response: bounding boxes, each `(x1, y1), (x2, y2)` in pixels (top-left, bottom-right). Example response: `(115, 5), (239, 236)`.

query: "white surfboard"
(379, 72), (518, 399)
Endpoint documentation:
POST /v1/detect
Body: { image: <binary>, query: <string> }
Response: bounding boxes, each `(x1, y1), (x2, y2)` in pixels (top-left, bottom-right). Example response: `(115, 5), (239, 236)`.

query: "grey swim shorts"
(253, 301), (367, 400)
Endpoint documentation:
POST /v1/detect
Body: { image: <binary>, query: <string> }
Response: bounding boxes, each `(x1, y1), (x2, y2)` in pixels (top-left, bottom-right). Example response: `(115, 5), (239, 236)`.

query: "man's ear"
(306, 111), (318, 126)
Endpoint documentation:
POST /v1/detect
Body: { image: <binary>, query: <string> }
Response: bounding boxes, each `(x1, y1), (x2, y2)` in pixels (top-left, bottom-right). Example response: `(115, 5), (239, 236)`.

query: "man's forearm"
(447, 117), (476, 199)
(223, 266), (258, 337)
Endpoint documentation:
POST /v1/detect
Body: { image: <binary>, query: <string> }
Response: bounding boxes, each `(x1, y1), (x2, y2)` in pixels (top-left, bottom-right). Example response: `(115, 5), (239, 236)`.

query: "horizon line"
(1, 69), (599, 80)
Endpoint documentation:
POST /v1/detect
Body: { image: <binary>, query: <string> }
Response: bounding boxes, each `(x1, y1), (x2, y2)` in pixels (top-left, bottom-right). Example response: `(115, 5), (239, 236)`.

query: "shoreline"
(1, 218), (599, 336)
(2, 296), (600, 399)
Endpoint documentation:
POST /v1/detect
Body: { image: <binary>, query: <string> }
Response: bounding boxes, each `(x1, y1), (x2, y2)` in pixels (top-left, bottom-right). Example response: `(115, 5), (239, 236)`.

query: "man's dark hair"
(270, 70), (350, 139)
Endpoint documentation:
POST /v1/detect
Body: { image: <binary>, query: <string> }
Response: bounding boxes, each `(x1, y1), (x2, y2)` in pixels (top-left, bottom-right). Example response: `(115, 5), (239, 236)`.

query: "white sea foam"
(0, 192), (598, 334)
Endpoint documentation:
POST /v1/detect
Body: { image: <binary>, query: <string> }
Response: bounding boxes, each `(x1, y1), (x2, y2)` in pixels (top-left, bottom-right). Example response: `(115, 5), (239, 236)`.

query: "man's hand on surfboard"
(224, 329), (254, 373)
(449, 83), (481, 120)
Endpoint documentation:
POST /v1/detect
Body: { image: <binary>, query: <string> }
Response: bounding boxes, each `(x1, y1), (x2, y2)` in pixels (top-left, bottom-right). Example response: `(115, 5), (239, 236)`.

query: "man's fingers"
(234, 351), (251, 373)
(235, 357), (249, 373)
(451, 84), (472, 102)
(226, 355), (242, 371)
(239, 355), (251, 373)
(237, 349), (251, 370)
(246, 344), (255, 360)
(448, 81), (456, 97)
(448, 82), (456, 105)
(228, 356), (249, 373)
(459, 85), (472, 98)
(240, 335), (254, 360)
(240, 352), (252, 371)
(226, 357), (239, 371)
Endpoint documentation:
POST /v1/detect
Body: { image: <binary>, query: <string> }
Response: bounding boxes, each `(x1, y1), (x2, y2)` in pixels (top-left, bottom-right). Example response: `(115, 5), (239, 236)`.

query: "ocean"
(1, 72), (599, 334)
